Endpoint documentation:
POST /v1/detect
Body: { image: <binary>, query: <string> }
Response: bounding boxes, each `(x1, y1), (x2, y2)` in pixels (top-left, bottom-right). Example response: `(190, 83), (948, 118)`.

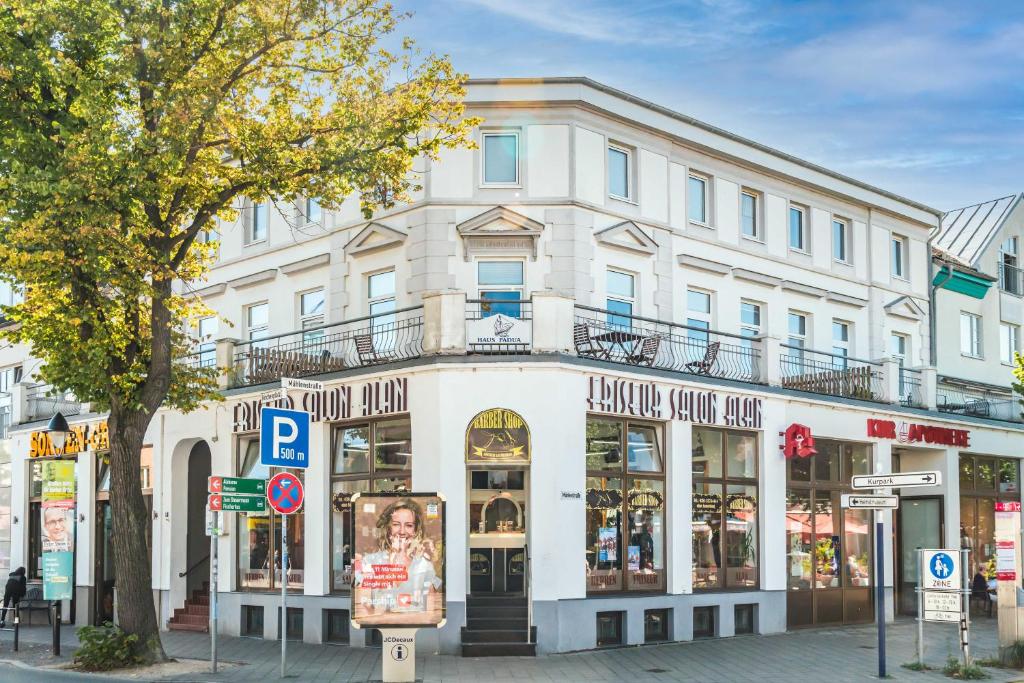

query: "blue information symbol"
(929, 552), (955, 580)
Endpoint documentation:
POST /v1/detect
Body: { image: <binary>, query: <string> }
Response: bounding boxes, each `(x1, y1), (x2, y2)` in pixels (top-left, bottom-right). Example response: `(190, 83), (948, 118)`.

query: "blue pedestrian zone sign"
(260, 406), (310, 469)
(922, 549), (961, 590)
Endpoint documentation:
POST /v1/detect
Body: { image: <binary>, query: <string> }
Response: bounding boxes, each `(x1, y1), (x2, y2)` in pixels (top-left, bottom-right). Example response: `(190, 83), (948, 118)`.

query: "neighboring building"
(0, 78), (1021, 655)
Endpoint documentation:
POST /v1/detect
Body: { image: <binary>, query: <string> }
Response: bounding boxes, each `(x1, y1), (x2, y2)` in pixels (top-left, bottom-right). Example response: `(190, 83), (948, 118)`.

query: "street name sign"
(260, 406), (310, 469)
(260, 388), (287, 404)
(923, 590), (961, 623)
(841, 494), (899, 509)
(208, 476), (266, 496)
(208, 493), (267, 513)
(851, 471), (941, 489)
(921, 549), (961, 590)
(282, 377), (324, 392)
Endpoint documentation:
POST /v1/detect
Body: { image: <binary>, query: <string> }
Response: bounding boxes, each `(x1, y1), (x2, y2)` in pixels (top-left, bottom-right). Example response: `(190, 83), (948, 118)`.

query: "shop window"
(734, 604), (755, 635)
(960, 455), (1019, 575)
(324, 609), (350, 644)
(241, 605), (264, 637)
(277, 607), (303, 641)
(644, 608), (670, 643)
(693, 606), (716, 638)
(586, 417), (665, 594)
(27, 461), (42, 580)
(692, 428), (758, 590)
(330, 419), (412, 592)
(596, 611), (624, 647)
(237, 438), (305, 591)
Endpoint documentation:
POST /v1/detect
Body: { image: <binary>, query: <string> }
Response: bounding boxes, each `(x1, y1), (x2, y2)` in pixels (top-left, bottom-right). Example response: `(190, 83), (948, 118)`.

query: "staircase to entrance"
(461, 593), (536, 657)
(168, 581), (209, 633)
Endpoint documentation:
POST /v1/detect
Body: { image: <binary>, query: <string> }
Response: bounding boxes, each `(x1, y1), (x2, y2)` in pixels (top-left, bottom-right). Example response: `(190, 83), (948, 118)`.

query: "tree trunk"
(106, 405), (166, 663)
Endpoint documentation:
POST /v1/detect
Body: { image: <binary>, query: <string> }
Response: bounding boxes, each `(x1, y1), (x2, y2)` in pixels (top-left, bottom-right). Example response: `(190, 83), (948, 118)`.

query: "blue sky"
(401, 0), (1023, 212)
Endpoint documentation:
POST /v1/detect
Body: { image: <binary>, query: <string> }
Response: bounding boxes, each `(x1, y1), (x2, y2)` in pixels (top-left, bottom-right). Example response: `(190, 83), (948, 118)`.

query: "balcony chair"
(627, 335), (661, 367)
(573, 323), (608, 360)
(685, 341), (720, 376)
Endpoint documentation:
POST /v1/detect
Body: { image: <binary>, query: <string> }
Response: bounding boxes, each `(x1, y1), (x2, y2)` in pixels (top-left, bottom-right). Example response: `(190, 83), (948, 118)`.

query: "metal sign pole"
(876, 508), (886, 678)
(960, 548), (970, 667)
(281, 513), (288, 678)
(210, 510), (219, 674)
(917, 549), (924, 665)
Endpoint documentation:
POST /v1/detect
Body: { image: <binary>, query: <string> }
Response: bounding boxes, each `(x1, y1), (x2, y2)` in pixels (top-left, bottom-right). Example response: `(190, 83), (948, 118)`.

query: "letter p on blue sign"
(260, 406), (310, 469)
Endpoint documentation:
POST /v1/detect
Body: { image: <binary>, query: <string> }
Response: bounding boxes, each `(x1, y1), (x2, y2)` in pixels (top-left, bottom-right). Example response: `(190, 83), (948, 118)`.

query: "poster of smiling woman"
(351, 493), (445, 629)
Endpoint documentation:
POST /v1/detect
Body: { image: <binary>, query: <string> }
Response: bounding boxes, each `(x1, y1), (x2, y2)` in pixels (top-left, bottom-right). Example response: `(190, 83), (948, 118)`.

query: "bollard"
(13, 609), (18, 652)
(51, 602), (61, 656)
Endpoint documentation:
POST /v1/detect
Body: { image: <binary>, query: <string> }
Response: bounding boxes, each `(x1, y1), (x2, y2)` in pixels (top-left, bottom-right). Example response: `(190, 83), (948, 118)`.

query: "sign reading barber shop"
(465, 408), (531, 463)
(586, 375), (762, 428)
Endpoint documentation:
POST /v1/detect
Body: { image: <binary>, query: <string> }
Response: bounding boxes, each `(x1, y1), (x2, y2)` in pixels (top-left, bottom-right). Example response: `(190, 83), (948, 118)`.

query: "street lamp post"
(43, 410), (71, 655)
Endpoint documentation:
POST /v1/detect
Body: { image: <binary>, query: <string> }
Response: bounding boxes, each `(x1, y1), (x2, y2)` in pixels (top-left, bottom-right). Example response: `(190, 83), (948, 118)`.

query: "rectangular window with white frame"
(197, 316), (218, 367)
(248, 201), (268, 244)
(787, 311), (809, 370)
(789, 204), (807, 251)
(832, 217), (849, 263)
(891, 333), (908, 365)
(478, 261), (525, 318)
(607, 144), (633, 201)
(606, 269), (635, 327)
(246, 302), (269, 348)
(304, 197), (322, 225)
(891, 234), (908, 279)
(368, 270), (397, 350)
(299, 289), (326, 345)
(1001, 237), (1020, 294)
(740, 190), (759, 239)
(1000, 322), (1019, 364)
(960, 312), (982, 358)
(686, 289), (712, 346)
(482, 131), (520, 185)
(688, 174), (710, 225)
(739, 301), (761, 377)
(831, 320), (850, 369)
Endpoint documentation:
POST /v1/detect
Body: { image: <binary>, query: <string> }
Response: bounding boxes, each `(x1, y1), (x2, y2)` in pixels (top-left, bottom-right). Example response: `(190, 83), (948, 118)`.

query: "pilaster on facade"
(543, 208), (595, 301)
(407, 208), (458, 296)
(421, 290), (468, 355)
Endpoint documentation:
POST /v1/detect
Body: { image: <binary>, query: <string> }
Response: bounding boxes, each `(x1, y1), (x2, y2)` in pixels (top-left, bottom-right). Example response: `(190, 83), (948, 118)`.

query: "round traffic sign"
(267, 472), (304, 515)
(929, 552), (955, 580)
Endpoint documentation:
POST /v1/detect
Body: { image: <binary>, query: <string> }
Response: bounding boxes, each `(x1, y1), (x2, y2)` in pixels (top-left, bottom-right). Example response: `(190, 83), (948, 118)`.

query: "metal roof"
(934, 194), (1022, 266)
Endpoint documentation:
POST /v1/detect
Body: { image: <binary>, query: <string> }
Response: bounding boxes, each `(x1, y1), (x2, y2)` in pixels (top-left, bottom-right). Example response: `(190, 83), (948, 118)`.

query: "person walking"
(1, 566), (27, 627)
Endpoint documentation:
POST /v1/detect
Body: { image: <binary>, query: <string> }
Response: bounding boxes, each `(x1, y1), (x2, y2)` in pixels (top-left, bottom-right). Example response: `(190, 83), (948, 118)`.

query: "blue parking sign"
(260, 407), (310, 469)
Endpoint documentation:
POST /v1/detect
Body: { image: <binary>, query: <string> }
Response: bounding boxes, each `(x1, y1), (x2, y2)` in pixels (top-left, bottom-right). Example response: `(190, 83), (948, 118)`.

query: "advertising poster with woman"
(351, 493), (445, 628)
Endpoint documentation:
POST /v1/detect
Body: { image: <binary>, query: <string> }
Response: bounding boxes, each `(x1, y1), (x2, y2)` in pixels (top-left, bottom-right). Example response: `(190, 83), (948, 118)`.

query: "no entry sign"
(267, 472), (304, 515)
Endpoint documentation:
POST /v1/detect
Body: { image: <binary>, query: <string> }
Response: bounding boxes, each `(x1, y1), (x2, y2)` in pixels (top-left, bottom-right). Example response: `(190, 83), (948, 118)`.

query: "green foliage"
(902, 661), (931, 671)
(1000, 640), (1024, 668)
(943, 656), (989, 680)
(74, 623), (143, 671)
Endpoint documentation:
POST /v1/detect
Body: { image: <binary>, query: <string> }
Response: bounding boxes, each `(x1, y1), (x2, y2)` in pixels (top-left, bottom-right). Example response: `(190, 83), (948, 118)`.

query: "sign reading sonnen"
(351, 493), (446, 629)
(30, 421), (108, 458)
(465, 408), (530, 463)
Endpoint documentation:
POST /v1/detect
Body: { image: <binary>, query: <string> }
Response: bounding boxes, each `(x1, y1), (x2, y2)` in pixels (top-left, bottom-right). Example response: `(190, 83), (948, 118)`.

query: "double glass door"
(468, 469), (527, 594)
(896, 497), (942, 615)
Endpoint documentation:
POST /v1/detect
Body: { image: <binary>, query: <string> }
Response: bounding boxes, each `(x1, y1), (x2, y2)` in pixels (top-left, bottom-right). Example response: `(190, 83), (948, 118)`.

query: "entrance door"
(897, 497), (943, 615)
(185, 442), (212, 596)
(468, 469), (527, 594)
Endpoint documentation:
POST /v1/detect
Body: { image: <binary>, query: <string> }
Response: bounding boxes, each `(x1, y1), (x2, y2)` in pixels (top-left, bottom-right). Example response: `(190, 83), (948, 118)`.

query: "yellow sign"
(465, 408), (530, 463)
(30, 421), (108, 458)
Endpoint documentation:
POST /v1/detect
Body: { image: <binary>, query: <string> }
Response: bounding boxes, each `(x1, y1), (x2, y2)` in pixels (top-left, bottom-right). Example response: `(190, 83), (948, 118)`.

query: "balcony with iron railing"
(779, 346), (883, 401)
(229, 306), (424, 387)
(466, 299), (533, 355)
(573, 305), (761, 383)
(937, 381), (1022, 422)
(898, 367), (925, 408)
(25, 383), (82, 421)
(999, 262), (1023, 296)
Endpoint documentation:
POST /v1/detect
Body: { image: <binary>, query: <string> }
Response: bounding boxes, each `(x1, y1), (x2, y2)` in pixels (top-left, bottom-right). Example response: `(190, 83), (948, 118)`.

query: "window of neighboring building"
(891, 234), (908, 279)
(1001, 237), (1020, 294)
(789, 205), (807, 251)
(482, 132), (520, 185)
(608, 144), (632, 200)
(0, 281), (23, 309)
(686, 289), (712, 345)
(305, 197), (322, 224)
(960, 455), (1020, 580)
(478, 261), (525, 318)
(246, 303), (269, 346)
(960, 312), (982, 358)
(248, 201), (268, 244)
(832, 320), (850, 368)
(331, 419), (412, 592)
(299, 289), (325, 345)
(606, 269), (635, 327)
(197, 317), (218, 368)
(891, 333), (908, 365)
(1000, 322), (1019, 364)
(585, 417), (665, 593)
(237, 437), (304, 591)
(740, 191), (759, 239)
(692, 427), (759, 590)
(832, 218), (848, 263)
(688, 174), (709, 224)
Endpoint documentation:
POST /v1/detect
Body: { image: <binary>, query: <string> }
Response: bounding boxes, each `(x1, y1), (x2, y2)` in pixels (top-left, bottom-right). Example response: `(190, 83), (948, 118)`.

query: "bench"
(18, 586), (51, 624)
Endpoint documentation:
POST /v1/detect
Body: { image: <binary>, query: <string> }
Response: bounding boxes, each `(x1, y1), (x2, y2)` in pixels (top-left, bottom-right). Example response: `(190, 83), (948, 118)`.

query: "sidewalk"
(0, 617), (1021, 682)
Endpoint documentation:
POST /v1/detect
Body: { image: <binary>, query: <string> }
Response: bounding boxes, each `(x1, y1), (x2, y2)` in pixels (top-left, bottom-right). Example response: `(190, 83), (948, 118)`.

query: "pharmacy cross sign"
(267, 472), (304, 515)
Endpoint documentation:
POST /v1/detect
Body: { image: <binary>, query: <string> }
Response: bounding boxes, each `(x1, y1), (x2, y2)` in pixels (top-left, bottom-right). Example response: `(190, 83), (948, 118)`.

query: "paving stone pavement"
(1, 617), (1023, 681)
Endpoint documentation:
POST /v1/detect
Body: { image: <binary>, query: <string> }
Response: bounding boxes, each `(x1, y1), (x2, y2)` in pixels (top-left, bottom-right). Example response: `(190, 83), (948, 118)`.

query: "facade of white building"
(0, 78), (1021, 655)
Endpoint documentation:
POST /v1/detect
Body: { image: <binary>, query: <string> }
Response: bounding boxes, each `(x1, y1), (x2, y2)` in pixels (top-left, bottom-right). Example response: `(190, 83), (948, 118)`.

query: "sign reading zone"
(260, 406), (310, 469)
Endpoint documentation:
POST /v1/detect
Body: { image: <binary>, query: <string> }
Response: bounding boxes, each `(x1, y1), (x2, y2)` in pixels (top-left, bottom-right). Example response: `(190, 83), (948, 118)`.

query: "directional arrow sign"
(851, 471), (942, 489)
(841, 494), (899, 509)
(208, 493), (267, 513)
(208, 476), (266, 496)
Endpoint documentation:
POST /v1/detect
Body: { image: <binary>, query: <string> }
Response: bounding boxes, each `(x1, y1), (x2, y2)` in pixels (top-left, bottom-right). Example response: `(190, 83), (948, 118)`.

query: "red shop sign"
(866, 419), (969, 447)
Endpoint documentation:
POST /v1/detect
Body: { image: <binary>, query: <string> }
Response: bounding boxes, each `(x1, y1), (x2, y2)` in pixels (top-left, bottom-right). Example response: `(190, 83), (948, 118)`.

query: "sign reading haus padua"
(465, 408), (530, 463)
(466, 313), (531, 349)
(866, 418), (970, 447)
(586, 375), (762, 428)
(233, 377), (407, 433)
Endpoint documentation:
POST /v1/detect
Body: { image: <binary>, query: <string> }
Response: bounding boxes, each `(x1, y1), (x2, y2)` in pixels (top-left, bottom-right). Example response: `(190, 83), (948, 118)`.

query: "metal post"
(281, 515), (288, 678)
(52, 602), (61, 656)
(960, 548), (970, 667)
(917, 549), (924, 665)
(210, 510), (219, 674)
(875, 510), (886, 678)
(13, 609), (19, 651)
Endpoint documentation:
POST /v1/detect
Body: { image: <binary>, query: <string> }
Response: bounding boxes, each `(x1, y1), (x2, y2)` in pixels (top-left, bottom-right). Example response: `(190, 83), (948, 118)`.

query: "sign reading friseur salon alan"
(465, 408), (531, 463)
(587, 375), (762, 428)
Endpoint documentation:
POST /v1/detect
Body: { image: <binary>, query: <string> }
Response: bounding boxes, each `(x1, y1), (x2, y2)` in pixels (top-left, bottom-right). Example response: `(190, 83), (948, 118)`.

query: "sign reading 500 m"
(465, 408), (531, 463)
